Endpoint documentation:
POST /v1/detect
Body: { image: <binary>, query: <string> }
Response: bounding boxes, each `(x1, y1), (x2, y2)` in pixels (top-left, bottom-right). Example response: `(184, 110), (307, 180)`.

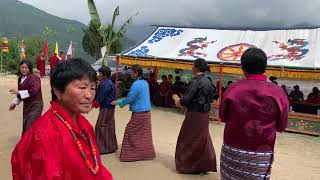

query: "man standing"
(49, 53), (59, 75)
(219, 48), (289, 180)
(36, 51), (46, 78)
(59, 51), (65, 61)
(112, 64), (155, 162)
(289, 85), (304, 101)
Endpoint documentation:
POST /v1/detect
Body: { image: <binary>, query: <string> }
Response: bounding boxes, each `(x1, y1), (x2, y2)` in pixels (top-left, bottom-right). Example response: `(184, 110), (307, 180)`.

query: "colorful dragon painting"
(178, 37), (217, 58)
(268, 39), (309, 61)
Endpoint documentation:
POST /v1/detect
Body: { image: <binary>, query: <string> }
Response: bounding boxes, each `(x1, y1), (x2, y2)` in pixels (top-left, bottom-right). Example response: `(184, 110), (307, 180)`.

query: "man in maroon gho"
(219, 48), (289, 180)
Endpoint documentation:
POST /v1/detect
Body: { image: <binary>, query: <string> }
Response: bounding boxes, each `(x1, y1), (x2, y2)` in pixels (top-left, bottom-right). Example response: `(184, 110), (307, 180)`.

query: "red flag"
(43, 39), (49, 57)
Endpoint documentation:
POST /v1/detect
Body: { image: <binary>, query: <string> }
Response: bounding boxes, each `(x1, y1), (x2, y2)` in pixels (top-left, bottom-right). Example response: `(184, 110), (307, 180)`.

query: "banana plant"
(87, 0), (136, 66)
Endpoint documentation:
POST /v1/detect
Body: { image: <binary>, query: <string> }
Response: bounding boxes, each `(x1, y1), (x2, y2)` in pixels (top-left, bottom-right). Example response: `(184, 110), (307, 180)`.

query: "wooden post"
(115, 56), (119, 98)
(153, 66), (158, 80)
(218, 63), (223, 124)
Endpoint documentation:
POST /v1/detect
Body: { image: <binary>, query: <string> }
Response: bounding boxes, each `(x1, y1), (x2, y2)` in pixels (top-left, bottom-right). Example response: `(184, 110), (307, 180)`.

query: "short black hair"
(194, 58), (209, 72)
(168, 74), (173, 78)
(312, 87), (319, 93)
(98, 66), (111, 78)
(60, 51), (64, 54)
(50, 58), (97, 102)
(241, 48), (267, 74)
(175, 76), (181, 81)
(269, 76), (277, 81)
(149, 73), (155, 78)
(228, 81), (233, 85)
(18, 60), (34, 76)
(161, 75), (167, 80)
(131, 64), (143, 77)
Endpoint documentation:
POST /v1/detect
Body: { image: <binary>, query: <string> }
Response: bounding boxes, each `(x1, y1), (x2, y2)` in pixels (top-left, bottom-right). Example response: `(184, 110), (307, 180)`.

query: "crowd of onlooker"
(147, 73), (188, 107)
(146, 73), (235, 107)
(122, 72), (319, 114)
(269, 76), (320, 105)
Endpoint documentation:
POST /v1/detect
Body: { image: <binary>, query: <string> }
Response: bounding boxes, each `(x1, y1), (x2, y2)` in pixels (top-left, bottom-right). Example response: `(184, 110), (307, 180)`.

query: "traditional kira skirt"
(175, 112), (217, 174)
(220, 144), (274, 180)
(22, 101), (43, 135)
(120, 111), (156, 162)
(95, 108), (118, 154)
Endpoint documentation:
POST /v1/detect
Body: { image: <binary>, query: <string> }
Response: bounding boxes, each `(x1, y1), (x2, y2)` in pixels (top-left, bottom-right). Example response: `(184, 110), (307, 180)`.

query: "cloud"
(20, 0), (320, 27)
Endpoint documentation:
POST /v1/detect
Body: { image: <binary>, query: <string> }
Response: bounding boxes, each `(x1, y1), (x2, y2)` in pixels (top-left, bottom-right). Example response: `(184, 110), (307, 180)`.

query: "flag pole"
(218, 62), (223, 125)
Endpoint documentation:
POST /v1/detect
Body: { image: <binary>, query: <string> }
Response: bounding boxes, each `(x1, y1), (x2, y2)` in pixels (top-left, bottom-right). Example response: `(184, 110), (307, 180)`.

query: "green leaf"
(115, 13), (138, 38)
(87, 0), (101, 29)
(114, 6), (120, 16)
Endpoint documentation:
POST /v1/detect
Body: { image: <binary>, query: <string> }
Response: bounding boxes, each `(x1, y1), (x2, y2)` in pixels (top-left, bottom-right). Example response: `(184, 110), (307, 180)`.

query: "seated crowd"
(120, 71), (319, 114)
(150, 74), (187, 107)
(282, 85), (320, 105)
(148, 73), (235, 107)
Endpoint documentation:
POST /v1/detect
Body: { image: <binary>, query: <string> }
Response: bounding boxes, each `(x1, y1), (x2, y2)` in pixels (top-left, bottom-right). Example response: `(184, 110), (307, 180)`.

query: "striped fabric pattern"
(95, 108), (118, 154)
(220, 144), (274, 180)
(120, 112), (156, 162)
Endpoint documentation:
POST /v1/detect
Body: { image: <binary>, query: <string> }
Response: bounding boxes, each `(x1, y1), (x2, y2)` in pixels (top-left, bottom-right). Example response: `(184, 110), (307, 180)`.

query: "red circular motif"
(217, 43), (255, 61)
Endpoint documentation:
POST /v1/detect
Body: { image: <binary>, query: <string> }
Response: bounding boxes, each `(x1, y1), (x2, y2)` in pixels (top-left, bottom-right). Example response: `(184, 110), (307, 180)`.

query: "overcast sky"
(20, 0), (320, 27)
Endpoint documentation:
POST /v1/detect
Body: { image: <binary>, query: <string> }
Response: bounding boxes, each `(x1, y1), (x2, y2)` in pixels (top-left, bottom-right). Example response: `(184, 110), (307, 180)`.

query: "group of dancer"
(8, 47), (288, 180)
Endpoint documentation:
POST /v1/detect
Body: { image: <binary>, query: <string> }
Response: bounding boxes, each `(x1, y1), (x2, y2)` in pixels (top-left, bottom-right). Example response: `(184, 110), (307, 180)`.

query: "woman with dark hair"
(154, 75), (173, 107)
(219, 48), (288, 180)
(11, 58), (113, 180)
(93, 66), (118, 154)
(172, 76), (187, 97)
(306, 87), (320, 104)
(112, 64), (155, 162)
(9, 60), (43, 135)
(172, 58), (217, 174)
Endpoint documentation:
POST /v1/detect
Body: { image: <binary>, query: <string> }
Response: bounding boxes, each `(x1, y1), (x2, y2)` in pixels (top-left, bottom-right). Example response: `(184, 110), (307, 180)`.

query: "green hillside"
(0, 0), (91, 61)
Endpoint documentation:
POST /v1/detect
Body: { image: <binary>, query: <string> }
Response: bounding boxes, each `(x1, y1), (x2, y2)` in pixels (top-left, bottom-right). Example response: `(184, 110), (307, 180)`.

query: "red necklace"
(53, 110), (99, 175)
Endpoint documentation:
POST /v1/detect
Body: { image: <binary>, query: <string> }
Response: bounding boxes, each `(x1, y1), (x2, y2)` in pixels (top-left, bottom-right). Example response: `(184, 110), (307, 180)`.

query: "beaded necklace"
(53, 110), (99, 175)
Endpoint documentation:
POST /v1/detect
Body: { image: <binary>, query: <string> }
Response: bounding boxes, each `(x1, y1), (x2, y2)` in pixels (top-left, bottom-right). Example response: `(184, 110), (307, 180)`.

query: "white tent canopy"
(124, 26), (320, 69)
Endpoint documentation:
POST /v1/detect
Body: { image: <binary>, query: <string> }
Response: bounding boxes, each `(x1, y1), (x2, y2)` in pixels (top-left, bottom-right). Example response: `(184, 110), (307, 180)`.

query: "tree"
(87, 0), (136, 66)
(82, 21), (122, 61)
(24, 35), (43, 64)
(82, 21), (103, 60)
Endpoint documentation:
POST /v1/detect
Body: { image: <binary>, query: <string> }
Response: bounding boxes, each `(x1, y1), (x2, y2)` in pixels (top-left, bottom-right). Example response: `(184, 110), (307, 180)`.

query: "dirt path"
(0, 75), (319, 180)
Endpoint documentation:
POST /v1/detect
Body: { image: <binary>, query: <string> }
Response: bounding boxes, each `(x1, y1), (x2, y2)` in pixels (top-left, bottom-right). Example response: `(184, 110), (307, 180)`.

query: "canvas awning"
(119, 26), (320, 79)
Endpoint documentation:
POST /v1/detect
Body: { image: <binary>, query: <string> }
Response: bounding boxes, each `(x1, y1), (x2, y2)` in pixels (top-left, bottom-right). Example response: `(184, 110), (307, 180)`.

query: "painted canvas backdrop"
(124, 26), (320, 69)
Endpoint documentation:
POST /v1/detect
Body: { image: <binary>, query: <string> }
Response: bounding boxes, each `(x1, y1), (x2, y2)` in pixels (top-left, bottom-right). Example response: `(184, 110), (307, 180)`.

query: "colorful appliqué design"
(127, 46), (150, 57)
(178, 37), (217, 58)
(148, 28), (183, 44)
(217, 43), (255, 61)
(268, 39), (309, 61)
(293, 120), (313, 131)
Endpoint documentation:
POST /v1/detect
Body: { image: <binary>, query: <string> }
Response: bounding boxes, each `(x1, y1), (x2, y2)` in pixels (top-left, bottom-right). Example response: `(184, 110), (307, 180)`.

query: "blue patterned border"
(148, 28), (183, 44)
(127, 46), (150, 57)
